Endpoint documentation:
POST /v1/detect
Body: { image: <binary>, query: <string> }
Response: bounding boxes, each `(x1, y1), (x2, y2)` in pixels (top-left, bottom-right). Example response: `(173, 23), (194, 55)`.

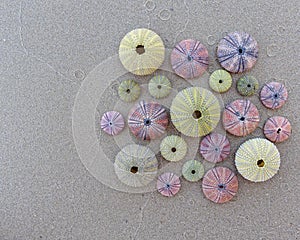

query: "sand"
(0, 0), (299, 239)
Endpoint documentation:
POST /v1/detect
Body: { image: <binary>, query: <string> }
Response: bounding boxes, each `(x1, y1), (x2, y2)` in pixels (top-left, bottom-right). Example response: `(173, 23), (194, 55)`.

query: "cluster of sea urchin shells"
(100, 28), (291, 203)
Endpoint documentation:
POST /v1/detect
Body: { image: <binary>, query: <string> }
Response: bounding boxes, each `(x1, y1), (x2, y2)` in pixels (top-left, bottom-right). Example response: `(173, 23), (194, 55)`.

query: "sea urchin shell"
(217, 32), (258, 73)
(128, 100), (169, 140)
(119, 28), (165, 76)
(170, 87), (220, 137)
(171, 39), (209, 79)
(202, 167), (238, 203)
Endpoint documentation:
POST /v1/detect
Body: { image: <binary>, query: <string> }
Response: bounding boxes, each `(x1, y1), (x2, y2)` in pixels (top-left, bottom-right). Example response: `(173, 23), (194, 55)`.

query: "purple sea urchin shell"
(217, 32), (258, 73)
(101, 111), (125, 135)
(260, 82), (288, 109)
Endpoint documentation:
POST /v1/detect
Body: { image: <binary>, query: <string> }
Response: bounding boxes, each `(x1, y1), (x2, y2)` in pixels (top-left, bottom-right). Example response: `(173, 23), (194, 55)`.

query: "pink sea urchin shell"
(171, 39), (209, 79)
(200, 133), (230, 163)
(157, 172), (181, 197)
(202, 167), (238, 203)
(264, 116), (292, 143)
(223, 99), (260, 137)
(128, 100), (169, 140)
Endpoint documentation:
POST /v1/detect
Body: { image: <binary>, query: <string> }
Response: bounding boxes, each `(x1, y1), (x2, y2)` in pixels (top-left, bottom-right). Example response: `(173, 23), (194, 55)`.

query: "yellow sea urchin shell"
(235, 138), (280, 182)
(114, 144), (158, 187)
(148, 75), (172, 99)
(170, 87), (221, 137)
(118, 79), (141, 102)
(119, 28), (165, 76)
(209, 69), (232, 93)
(160, 135), (187, 162)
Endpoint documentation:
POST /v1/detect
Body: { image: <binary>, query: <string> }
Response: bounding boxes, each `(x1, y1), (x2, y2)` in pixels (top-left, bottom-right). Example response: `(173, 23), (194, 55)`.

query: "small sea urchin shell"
(260, 82), (288, 109)
(202, 167), (238, 204)
(160, 135), (188, 162)
(157, 172), (181, 197)
(223, 99), (260, 137)
(209, 69), (232, 93)
(264, 116), (292, 143)
(170, 87), (220, 137)
(118, 79), (141, 102)
(128, 100), (169, 140)
(100, 111), (125, 135)
(200, 133), (230, 163)
(119, 28), (165, 76)
(235, 138), (280, 182)
(217, 32), (258, 73)
(237, 75), (259, 96)
(171, 39), (209, 79)
(114, 144), (158, 187)
(182, 160), (204, 182)
(148, 75), (172, 99)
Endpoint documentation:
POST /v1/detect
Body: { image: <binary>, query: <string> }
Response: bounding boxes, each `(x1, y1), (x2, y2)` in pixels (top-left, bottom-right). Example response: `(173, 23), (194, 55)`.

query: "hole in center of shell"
(277, 128), (281, 134)
(218, 184), (225, 190)
(157, 85), (162, 89)
(219, 79), (223, 83)
(193, 110), (202, 119)
(130, 166), (138, 174)
(191, 170), (196, 174)
(257, 159), (265, 167)
(240, 116), (245, 121)
(144, 119), (151, 126)
(126, 89), (131, 93)
(136, 45), (145, 55)
(187, 55), (193, 61)
(171, 147), (176, 153)
(238, 47), (245, 54)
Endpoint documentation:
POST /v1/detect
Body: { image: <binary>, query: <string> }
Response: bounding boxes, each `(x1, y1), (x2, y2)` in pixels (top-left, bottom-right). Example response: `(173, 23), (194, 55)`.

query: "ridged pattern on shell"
(119, 28), (165, 76)
(160, 135), (187, 162)
(182, 160), (204, 182)
(202, 167), (238, 204)
(128, 101), (169, 140)
(235, 138), (280, 182)
(237, 75), (259, 96)
(200, 133), (230, 163)
(209, 69), (232, 93)
(118, 79), (141, 102)
(114, 144), (158, 187)
(260, 82), (288, 109)
(217, 32), (258, 73)
(264, 116), (292, 143)
(148, 75), (172, 99)
(100, 111), (125, 135)
(171, 39), (209, 79)
(157, 172), (181, 197)
(223, 99), (260, 137)
(170, 87), (220, 137)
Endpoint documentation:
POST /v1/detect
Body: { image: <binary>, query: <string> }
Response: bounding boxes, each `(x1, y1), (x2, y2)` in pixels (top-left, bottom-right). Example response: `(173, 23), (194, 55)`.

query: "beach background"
(1, 0), (299, 239)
